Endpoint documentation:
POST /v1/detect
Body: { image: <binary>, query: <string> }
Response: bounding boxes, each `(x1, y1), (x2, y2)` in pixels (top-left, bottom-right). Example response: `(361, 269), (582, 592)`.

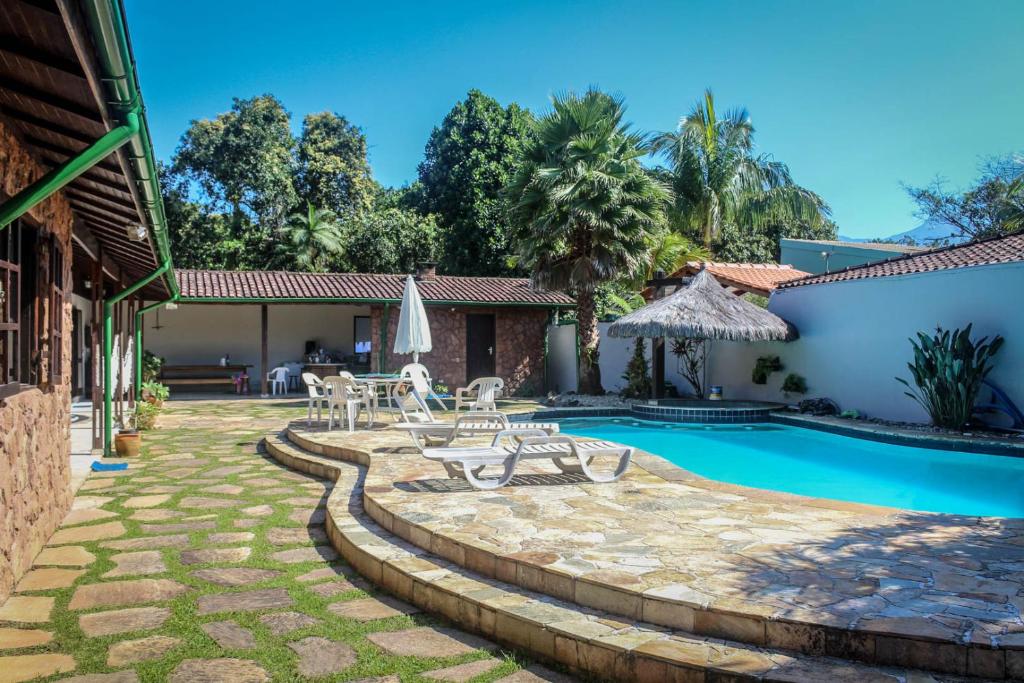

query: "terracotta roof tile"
(674, 262), (811, 296)
(175, 270), (574, 306)
(778, 231), (1024, 289)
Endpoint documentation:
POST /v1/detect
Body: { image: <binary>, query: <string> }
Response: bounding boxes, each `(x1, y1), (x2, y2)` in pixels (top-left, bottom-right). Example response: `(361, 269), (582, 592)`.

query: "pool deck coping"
(281, 420), (1024, 679)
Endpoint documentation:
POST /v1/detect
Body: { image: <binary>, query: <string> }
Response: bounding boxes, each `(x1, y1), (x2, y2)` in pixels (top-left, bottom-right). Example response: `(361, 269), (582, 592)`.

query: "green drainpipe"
(134, 294), (178, 400)
(0, 112), (140, 229)
(105, 261), (169, 455)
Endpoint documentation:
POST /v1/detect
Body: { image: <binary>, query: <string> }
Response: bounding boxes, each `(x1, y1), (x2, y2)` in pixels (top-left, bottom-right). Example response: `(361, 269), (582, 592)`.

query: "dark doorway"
(465, 313), (495, 382)
(71, 308), (82, 395)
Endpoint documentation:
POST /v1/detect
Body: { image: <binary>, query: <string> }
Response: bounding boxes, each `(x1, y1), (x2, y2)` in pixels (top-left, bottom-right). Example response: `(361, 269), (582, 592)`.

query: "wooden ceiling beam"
(0, 38), (86, 79)
(0, 75), (102, 124)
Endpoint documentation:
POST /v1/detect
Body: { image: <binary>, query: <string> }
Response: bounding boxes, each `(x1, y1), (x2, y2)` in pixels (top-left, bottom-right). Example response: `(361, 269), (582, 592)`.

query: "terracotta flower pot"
(114, 431), (142, 457)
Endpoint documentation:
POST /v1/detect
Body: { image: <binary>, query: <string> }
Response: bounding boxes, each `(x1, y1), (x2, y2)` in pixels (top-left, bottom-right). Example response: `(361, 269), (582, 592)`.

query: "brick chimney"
(415, 261), (437, 282)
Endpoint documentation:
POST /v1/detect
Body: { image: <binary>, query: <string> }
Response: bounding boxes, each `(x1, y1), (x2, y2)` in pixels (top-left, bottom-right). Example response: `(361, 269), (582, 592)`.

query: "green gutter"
(104, 261), (169, 455)
(179, 296), (574, 309)
(0, 111), (140, 229)
(80, 0), (178, 298)
(134, 294), (178, 400)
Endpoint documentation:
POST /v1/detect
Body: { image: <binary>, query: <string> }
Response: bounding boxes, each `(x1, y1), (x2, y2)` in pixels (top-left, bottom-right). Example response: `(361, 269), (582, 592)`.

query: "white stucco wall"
(598, 322), (650, 394)
(142, 303), (371, 383)
(580, 262), (1024, 423)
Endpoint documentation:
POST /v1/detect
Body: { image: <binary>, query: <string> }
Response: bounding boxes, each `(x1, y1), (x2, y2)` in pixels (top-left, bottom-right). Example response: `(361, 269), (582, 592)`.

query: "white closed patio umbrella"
(393, 274), (432, 363)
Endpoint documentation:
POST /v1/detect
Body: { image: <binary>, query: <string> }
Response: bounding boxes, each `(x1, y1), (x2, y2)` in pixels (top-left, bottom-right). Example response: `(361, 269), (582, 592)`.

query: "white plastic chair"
(400, 363), (447, 411)
(324, 375), (375, 432)
(267, 366), (289, 395)
(302, 373), (328, 426)
(302, 373), (326, 420)
(455, 377), (504, 411)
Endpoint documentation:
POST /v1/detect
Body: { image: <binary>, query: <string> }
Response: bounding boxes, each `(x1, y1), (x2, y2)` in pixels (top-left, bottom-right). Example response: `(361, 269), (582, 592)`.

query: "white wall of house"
(562, 262), (1024, 423)
(143, 303), (371, 382)
(598, 323), (648, 394)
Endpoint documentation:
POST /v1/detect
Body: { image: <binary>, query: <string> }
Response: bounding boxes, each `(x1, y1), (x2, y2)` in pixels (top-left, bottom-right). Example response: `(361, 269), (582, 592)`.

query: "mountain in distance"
(882, 218), (966, 246)
(839, 218), (965, 246)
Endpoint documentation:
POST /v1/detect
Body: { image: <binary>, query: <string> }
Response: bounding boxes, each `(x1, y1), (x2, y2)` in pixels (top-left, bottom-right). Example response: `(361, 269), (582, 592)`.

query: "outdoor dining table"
(353, 374), (406, 415)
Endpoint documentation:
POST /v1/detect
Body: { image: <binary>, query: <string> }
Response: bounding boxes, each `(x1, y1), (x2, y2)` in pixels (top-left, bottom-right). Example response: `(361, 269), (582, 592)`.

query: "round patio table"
(353, 374), (406, 417)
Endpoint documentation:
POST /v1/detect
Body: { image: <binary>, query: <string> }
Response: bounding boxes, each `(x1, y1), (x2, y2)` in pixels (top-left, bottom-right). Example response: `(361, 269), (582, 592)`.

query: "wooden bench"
(160, 364), (250, 393)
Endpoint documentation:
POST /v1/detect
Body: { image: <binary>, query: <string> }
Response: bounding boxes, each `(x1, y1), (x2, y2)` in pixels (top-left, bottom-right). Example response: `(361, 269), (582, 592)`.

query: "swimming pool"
(558, 417), (1024, 517)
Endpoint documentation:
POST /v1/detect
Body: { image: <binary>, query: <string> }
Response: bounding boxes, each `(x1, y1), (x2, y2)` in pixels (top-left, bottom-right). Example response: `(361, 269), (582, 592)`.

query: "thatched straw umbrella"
(608, 268), (796, 397)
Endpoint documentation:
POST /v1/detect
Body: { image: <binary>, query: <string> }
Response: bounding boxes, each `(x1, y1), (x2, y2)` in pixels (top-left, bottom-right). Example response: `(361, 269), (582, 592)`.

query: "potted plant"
(114, 415), (142, 458)
(141, 381), (169, 407)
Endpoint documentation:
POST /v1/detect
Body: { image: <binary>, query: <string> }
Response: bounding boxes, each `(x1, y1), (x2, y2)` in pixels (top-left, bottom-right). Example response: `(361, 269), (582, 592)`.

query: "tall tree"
(172, 94), (297, 262)
(417, 90), (533, 276)
(506, 90), (667, 394)
(905, 153), (1024, 243)
(342, 205), (439, 274)
(275, 203), (345, 272)
(297, 112), (375, 218)
(653, 90), (830, 251)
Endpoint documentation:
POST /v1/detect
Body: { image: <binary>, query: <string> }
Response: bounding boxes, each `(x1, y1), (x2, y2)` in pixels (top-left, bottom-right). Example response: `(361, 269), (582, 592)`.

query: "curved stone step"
(281, 426), (1017, 680)
(263, 432), (985, 683)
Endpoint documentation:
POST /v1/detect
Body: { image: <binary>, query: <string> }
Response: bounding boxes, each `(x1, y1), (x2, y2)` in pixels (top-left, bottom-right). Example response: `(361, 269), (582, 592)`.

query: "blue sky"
(125, 0), (1022, 239)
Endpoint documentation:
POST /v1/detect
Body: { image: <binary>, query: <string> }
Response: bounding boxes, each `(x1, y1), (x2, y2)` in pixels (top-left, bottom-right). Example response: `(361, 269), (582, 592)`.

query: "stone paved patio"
(287, 412), (1024, 676)
(0, 398), (569, 682)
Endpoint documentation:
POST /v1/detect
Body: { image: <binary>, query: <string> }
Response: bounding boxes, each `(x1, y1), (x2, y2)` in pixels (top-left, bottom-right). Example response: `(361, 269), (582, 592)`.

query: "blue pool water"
(558, 418), (1024, 517)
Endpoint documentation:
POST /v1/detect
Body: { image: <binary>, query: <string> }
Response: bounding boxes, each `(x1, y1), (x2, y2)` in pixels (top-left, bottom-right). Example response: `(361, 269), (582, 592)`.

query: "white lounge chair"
(324, 375), (376, 432)
(400, 363), (447, 411)
(394, 411), (560, 451)
(421, 430), (633, 490)
(302, 372), (328, 426)
(455, 377), (504, 411)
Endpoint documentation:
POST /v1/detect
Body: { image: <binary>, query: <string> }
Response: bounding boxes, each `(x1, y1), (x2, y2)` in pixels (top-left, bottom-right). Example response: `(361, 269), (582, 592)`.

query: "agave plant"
(895, 324), (1004, 429)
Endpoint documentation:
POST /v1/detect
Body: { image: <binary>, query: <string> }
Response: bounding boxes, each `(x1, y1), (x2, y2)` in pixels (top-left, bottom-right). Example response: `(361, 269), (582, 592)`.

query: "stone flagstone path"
(0, 398), (571, 682)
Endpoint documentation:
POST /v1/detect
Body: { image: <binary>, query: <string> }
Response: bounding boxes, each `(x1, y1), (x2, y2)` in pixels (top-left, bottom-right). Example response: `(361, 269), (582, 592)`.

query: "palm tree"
(652, 89), (829, 249)
(277, 203), (344, 272)
(628, 229), (709, 289)
(506, 90), (667, 394)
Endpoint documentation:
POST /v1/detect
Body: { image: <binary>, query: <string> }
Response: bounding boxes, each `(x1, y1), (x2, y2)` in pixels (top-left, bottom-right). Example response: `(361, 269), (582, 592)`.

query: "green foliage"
(621, 339), (652, 399)
(712, 217), (837, 263)
(173, 95), (297, 243)
(417, 90), (534, 276)
(742, 293), (769, 309)
(506, 89), (667, 394)
(781, 373), (807, 395)
(341, 206), (439, 274)
(133, 401), (161, 431)
(275, 203), (344, 272)
(895, 324), (1004, 429)
(653, 90), (832, 253)
(297, 112), (375, 218)
(141, 350), (164, 384)
(670, 337), (706, 398)
(904, 154), (1024, 243)
(752, 356), (782, 384)
(141, 381), (170, 403)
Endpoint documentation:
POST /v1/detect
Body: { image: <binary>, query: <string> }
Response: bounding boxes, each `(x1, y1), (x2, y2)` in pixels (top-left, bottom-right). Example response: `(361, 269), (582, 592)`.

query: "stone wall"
(0, 117), (75, 603)
(370, 305), (549, 395)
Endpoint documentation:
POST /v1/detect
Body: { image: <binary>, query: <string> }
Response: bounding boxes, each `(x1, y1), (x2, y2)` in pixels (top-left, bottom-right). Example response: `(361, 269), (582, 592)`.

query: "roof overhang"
(0, 0), (176, 299)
